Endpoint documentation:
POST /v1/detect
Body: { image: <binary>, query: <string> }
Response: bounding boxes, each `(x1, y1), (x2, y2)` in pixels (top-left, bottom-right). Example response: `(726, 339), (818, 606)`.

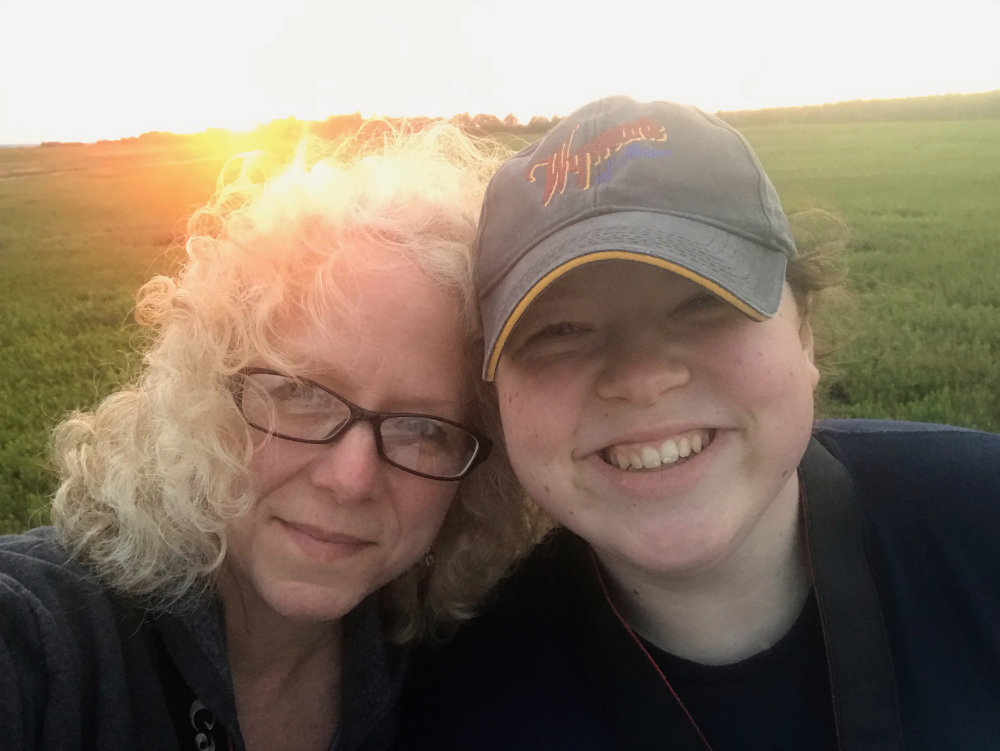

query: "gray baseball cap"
(476, 95), (797, 381)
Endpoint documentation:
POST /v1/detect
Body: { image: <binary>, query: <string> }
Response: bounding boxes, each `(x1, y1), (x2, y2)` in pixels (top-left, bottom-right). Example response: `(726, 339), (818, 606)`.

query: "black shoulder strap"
(800, 438), (904, 750)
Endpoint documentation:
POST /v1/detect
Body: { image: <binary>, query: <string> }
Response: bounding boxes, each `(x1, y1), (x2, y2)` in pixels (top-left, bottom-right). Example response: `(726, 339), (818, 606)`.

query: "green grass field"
(1, 119), (998, 533)
(743, 120), (1000, 429)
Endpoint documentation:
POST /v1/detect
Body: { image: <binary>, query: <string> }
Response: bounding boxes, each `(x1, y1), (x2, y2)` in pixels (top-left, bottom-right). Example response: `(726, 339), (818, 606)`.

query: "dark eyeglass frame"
(234, 368), (491, 481)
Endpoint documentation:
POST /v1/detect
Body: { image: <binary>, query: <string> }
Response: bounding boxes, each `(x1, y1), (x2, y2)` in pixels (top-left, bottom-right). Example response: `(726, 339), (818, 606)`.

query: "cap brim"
(481, 211), (787, 381)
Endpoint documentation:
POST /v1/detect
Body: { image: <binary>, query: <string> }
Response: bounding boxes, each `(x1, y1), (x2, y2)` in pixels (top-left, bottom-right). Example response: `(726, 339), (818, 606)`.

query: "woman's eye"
(535, 321), (588, 339)
(272, 382), (330, 410)
(684, 292), (720, 309)
(679, 292), (730, 318)
(510, 320), (595, 363)
(391, 417), (445, 439)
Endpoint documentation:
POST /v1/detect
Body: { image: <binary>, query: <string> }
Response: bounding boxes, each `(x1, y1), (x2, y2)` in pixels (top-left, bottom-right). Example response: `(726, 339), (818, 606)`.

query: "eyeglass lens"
(239, 370), (480, 479)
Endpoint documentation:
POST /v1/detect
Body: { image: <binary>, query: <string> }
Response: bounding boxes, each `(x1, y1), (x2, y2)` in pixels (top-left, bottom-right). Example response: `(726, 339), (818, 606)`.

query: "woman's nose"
(307, 423), (382, 504)
(595, 334), (690, 406)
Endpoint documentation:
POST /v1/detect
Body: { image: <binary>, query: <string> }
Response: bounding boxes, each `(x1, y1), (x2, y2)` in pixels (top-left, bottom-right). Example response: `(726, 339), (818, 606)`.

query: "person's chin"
(263, 578), (367, 622)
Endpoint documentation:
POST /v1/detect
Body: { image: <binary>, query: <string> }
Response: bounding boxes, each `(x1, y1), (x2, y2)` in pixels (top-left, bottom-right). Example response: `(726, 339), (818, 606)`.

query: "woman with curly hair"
(0, 125), (535, 751)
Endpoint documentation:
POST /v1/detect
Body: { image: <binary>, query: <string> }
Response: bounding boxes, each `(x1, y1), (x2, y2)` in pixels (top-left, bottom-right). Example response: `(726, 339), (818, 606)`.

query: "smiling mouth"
(281, 520), (372, 547)
(602, 429), (715, 471)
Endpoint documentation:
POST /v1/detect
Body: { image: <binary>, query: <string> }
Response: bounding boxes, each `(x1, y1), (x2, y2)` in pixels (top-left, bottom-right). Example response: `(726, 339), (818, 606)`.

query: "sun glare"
(1, 0), (997, 144)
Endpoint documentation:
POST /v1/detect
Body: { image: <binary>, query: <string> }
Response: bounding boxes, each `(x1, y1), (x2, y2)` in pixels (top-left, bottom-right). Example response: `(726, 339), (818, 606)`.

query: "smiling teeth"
(606, 429), (713, 470)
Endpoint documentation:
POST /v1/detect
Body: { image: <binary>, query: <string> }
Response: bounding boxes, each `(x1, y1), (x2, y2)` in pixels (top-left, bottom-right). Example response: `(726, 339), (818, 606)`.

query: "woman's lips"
(279, 519), (373, 561)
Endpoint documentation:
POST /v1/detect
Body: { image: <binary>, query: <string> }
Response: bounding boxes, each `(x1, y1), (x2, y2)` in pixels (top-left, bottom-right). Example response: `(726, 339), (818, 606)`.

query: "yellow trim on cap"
(484, 250), (767, 381)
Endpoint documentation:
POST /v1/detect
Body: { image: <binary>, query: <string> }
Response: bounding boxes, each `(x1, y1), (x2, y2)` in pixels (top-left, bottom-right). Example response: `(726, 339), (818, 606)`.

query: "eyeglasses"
(235, 368), (491, 481)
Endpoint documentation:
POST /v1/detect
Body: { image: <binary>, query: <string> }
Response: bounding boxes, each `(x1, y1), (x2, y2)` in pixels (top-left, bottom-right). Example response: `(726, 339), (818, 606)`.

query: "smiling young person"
(0, 125), (536, 751)
(398, 97), (1000, 750)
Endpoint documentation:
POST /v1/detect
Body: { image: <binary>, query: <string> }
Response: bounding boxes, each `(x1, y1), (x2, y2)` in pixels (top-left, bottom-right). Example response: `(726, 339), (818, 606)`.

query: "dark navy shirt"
(0, 528), (405, 751)
(397, 420), (1000, 751)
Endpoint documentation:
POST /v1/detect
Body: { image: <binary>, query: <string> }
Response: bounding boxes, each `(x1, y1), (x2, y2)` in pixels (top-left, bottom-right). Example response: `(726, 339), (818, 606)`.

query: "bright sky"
(1, 0), (998, 144)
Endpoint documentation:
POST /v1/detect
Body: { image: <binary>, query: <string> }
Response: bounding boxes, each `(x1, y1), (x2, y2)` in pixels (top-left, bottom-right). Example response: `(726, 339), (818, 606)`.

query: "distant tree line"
(36, 90), (999, 148)
(447, 113), (564, 135)
(717, 90), (1000, 127)
(307, 111), (562, 138)
(38, 112), (561, 151)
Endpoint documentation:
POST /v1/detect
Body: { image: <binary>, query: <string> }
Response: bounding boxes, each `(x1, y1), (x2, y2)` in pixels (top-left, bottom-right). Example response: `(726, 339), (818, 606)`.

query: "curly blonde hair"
(51, 123), (541, 643)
